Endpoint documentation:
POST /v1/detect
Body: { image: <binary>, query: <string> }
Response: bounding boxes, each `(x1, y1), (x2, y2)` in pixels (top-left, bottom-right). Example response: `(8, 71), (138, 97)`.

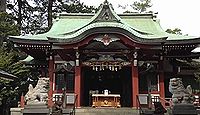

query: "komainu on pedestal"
(169, 78), (194, 105)
(169, 78), (197, 115)
(23, 77), (50, 115)
(25, 77), (49, 105)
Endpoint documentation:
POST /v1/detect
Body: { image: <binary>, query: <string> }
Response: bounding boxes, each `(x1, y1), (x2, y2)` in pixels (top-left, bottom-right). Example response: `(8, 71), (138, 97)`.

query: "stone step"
(75, 108), (139, 115)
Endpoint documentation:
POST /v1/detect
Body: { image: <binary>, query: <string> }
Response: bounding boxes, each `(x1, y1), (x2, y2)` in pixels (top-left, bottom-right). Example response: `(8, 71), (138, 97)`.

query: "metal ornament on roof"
(92, 0), (121, 23)
(94, 34), (119, 46)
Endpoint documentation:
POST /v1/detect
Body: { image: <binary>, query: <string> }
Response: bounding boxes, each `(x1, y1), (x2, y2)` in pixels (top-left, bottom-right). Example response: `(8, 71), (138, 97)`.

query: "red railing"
(142, 96), (200, 108)
(136, 95), (168, 114)
(136, 95), (171, 108)
(159, 97), (172, 107)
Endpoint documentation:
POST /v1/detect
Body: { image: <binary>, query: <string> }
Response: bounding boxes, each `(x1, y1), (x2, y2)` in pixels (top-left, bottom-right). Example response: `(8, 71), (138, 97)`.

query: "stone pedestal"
(10, 108), (23, 115)
(172, 104), (198, 115)
(22, 104), (49, 115)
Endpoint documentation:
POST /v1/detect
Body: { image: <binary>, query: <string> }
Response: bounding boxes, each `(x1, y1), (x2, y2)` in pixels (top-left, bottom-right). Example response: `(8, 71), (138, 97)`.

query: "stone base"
(24, 103), (48, 109)
(172, 104), (198, 115)
(10, 108), (23, 115)
(22, 104), (49, 115)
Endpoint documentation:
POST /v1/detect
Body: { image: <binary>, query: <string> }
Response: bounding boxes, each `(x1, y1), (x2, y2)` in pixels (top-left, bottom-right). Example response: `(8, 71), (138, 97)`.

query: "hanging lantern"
(112, 65), (115, 71)
(106, 62), (109, 69)
(109, 65), (112, 70)
(115, 66), (118, 71)
(119, 64), (122, 70)
(99, 65), (102, 71)
(92, 64), (95, 70)
(75, 59), (79, 66)
(102, 64), (105, 70)
(134, 59), (137, 66)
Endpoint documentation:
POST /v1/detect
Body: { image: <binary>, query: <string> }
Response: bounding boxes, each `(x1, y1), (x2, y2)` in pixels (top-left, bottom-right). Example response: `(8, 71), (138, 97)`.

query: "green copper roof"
(9, 0), (199, 43)
(48, 22), (166, 41)
(48, 18), (91, 35)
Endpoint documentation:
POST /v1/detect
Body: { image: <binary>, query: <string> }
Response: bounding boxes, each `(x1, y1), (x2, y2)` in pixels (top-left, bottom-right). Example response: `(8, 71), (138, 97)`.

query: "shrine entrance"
(82, 66), (132, 107)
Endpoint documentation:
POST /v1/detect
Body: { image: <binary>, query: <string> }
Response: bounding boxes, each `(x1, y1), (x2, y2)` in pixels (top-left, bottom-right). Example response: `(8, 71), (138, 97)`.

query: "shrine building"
(9, 1), (200, 108)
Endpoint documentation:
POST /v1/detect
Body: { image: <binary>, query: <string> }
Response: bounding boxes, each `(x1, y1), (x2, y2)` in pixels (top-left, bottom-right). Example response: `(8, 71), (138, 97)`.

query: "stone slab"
(22, 108), (49, 114)
(10, 108), (23, 115)
(24, 104), (48, 109)
(23, 104), (49, 115)
(62, 109), (73, 115)
(172, 104), (198, 115)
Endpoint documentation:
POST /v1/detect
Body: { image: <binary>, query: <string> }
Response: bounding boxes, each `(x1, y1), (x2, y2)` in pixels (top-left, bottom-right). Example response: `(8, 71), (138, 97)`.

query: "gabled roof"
(9, 0), (199, 44)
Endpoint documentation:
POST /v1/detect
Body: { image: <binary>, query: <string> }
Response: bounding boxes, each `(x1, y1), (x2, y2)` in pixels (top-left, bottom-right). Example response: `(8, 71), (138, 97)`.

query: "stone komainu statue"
(169, 78), (194, 105)
(25, 77), (49, 105)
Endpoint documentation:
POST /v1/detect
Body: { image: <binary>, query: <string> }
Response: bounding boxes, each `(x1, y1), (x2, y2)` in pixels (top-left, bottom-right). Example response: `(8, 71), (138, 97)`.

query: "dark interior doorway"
(82, 67), (132, 107)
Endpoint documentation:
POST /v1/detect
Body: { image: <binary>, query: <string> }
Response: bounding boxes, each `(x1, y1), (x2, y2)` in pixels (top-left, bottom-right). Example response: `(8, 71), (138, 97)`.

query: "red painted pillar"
(132, 62), (139, 108)
(20, 93), (25, 108)
(74, 51), (81, 108)
(159, 61), (165, 107)
(48, 55), (54, 107)
(75, 65), (81, 107)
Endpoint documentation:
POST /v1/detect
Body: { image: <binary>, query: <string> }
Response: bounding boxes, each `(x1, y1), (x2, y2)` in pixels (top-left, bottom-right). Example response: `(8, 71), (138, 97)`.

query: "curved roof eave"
(9, 35), (49, 44)
(48, 24), (168, 44)
(0, 69), (17, 81)
(165, 36), (200, 44)
(166, 33), (198, 41)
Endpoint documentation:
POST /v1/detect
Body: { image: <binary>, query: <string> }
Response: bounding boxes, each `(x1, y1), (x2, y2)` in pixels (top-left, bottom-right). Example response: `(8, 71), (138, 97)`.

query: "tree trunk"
(0, 0), (6, 12)
(48, 0), (53, 29)
(17, 0), (22, 31)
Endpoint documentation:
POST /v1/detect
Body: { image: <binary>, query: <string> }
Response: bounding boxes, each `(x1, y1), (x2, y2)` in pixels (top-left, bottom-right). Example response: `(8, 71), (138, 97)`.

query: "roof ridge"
(57, 1), (123, 36)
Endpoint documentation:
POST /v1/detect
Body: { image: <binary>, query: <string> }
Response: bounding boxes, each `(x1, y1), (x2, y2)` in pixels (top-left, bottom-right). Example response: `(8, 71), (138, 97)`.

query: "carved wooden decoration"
(94, 34), (119, 46)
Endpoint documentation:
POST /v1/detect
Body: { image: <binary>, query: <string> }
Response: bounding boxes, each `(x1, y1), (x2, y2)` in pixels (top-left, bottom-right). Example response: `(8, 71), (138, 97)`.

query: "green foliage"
(0, 46), (39, 115)
(62, 2), (97, 13)
(7, 0), (97, 34)
(0, 46), (27, 114)
(119, 0), (152, 13)
(0, 78), (18, 105)
(166, 28), (182, 35)
(131, 0), (152, 13)
(0, 48), (28, 76)
(0, 12), (20, 43)
(0, 46), (30, 105)
(7, 0), (50, 34)
(0, 10), (36, 114)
